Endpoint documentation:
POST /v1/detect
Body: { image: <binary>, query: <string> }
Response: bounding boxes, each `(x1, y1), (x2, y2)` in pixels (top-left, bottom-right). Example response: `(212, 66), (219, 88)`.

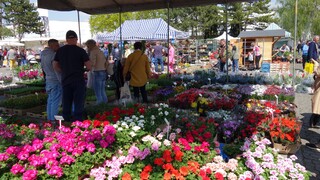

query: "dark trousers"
(220, 62), (225, 72)
(133, 85), (147, 103)
(302, 55), (308, 69)
(255, 55), (261, 69)
(62, 81), (86, 122)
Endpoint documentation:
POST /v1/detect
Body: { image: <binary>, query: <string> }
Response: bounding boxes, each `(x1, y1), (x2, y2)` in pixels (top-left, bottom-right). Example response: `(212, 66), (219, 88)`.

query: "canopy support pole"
(225, 3), (229, 82)
(77, 10), (81, 45)
(292, 0), (298, 86)
(119, 7), (123, 57)
(167, 0), (170, 75)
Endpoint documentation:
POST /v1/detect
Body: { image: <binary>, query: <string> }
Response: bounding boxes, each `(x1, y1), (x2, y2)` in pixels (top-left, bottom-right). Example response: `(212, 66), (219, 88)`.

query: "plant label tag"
(274, 95), (278, 104)
(54, 115), (64, 129)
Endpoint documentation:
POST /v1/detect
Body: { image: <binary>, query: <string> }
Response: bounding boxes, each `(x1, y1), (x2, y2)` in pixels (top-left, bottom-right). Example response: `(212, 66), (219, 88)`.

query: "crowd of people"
(40, 30), (175, 124)
(0, 47), (40, 69)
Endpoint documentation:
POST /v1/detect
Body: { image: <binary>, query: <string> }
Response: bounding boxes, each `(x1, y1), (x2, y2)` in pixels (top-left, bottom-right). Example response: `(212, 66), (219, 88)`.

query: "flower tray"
(26, 112), (46, 119)
(273, 136), (301, 155)
(0, 107), (13, 114)
(13, 105), (46, 116)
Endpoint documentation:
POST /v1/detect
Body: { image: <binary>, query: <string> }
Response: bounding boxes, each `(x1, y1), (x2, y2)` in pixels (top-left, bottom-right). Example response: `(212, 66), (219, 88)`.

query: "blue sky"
(32, 0), (277, 22)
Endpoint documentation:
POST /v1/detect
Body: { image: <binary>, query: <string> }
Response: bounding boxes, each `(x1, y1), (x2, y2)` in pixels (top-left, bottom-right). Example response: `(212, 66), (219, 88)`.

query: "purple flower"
(22, 169), (37, 180)
(48, 165), (63, 177)
(32, 139), (43, 151)
(10, 163), (25, 174)
(6, 146), (21, 155)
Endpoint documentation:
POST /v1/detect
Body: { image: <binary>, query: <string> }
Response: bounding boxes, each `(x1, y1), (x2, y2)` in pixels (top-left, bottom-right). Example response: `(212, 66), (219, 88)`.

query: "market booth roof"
(95, 18), (189, 42)
(37, 0), (254, 14)
(238, 29), (286, 38)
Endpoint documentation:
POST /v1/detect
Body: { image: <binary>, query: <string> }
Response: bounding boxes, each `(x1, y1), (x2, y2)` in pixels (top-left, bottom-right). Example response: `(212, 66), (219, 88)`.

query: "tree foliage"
(2, 0), (43, 41)
(277, 0), (319, 40)
(89, 1), (275, 39)
(89, 10), (166, 34)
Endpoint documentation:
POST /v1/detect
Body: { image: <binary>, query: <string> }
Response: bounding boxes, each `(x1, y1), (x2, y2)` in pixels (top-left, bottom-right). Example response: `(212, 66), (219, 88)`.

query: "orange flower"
(179, 166), (189, 176)
(187, 161), (199, 173)
(174, 150), (184, 162)
(164, 172), (171, 180)
(122, 172), (132, 180)
(154, 158), (164, 166)
(162, 163), (174, 171)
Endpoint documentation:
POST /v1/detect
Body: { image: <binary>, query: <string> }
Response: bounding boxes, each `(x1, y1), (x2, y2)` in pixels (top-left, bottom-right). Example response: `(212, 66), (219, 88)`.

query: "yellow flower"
(191, 102), (197, 108)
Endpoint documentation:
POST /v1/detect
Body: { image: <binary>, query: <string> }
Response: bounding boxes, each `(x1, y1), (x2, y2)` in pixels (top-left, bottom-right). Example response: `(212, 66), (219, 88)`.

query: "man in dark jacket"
(308, 35), (319, 62)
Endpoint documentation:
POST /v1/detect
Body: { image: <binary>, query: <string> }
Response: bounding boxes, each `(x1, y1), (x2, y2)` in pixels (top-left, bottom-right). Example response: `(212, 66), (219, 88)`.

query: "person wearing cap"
(86, 39), (108, 104)
(40, 39), (61, 122)
(53, 30), (92, 122)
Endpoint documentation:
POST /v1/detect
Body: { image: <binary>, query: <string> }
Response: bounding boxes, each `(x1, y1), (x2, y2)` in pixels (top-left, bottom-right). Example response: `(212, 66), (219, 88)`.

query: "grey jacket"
(40, 47), (61, 83)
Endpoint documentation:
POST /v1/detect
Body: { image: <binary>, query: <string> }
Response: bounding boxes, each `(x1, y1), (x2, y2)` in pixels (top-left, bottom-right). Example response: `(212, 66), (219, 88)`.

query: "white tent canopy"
(265, 23), (291, 37)
(0, 41), (24, 47)
(95, 18), (189, 42)
(215, 32), (238, 40)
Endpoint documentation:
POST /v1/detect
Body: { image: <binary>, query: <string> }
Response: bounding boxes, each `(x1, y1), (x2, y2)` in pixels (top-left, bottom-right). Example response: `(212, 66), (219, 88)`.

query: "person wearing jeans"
(230, 42), (239, 72)
(40, 39), (61, 121)
(86, 39), (108, 104)
(53, 30), (91, 122)
(152, 41), (165, 73)
(123, 42), (151, 103)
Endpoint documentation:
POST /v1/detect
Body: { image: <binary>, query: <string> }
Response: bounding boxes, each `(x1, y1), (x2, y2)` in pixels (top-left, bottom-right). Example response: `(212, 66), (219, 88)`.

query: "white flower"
(129, 131), (136, 137)
(163, 139), (171, 146)
(151, 115), (156, 120)
(151, 120), (155, 125)
(113, 124), (118, 128)
(157, 132), (164, 140)
(164, 111), (169, 116)
(155, 104), (159, 107)
(121, 122), (128, 127)
(124, 117), (130, 120)
(139, 115), (144, 118)
(131, 115), (137, 119)
(117, 127), (123, 131)
(138, 123), (144, 128)
(159, 108), (162, 111)
(129, 122), (136, 127)
(176, 114), (179, 118)
(159, 112), (163, 116)
(173, 82), (177, 86)
(176, 128), (181, 134)
(142, 135), (152, 142)
(132, 126), (141, 132)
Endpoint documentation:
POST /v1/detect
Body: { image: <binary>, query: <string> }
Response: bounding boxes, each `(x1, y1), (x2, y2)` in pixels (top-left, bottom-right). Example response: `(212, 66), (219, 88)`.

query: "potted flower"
(264, 117), (302, 154)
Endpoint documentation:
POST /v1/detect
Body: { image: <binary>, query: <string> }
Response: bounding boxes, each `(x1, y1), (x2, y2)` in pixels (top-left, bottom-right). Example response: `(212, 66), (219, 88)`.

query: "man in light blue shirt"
(40, 39), (61, 121)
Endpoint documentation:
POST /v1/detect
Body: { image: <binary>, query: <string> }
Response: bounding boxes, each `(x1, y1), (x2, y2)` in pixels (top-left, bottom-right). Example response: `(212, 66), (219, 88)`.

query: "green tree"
(2, 0), (43, 42)
(277, 0), (319, 40)
(227, 0), (275, 37)
(89, 10), (166, 34)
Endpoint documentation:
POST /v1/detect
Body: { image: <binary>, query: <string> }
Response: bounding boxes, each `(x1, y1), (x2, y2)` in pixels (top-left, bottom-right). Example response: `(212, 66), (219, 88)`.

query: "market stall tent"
(95, 18), (189, 42)
(37, 0), (254, 14)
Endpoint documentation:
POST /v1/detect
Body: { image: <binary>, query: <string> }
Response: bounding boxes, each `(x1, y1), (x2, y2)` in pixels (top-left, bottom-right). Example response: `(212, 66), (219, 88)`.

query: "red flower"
(174, 150), (183, 162)
(154, 158), (164, 166)
(103, 121), (110, 126)
(93, 120), (101, 128)
(162, 163), (174, 171)
(163, 150), (172, 163)
(143, 164), (153, 173)
(215, 172), (224, 180)
(140, 171), (149, 180)
(83, 120), (91, 127)
(138, 107), (145, 114)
